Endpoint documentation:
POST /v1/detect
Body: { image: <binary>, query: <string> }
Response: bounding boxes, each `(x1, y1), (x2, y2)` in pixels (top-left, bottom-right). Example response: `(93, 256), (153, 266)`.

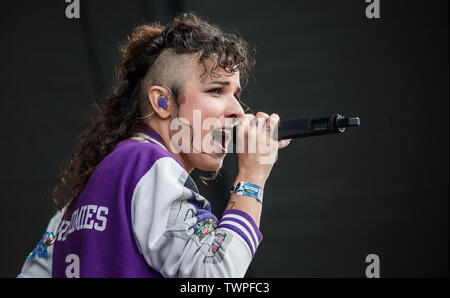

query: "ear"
(147, 85), (173, 120)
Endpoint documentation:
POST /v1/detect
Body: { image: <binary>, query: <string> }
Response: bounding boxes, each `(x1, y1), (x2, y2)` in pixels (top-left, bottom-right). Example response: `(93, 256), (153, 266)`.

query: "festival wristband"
(230, 181), (263, 203)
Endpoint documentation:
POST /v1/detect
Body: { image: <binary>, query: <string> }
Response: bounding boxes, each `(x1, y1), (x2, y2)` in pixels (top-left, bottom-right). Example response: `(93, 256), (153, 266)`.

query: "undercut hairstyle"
(138, 48), (192, 116)
(50, 12), (255, 211)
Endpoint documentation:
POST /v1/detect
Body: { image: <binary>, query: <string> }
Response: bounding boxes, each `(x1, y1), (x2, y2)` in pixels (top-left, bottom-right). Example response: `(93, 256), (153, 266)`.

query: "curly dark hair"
(50, 12), (255, 211)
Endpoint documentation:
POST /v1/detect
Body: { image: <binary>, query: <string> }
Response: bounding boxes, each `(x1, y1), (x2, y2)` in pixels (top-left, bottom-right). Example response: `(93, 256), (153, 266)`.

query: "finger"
(248, 112), (266, 128)
(259, 116), (275, 136)
(268, 113), (280, 129)
(239, 114), (254, 127)
(260, 113), (278, 129)
(254, 111), (269, 120)
(255, 112), (269, 127)
(244, 113), (255, 120)
(269, 113), (280, 123)
(278, 139), (292, 149)
(263, 113), (279, 140)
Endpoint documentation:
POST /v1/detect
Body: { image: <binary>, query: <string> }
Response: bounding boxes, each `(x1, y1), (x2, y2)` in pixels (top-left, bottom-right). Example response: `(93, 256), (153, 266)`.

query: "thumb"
(278, 139), (292, 149)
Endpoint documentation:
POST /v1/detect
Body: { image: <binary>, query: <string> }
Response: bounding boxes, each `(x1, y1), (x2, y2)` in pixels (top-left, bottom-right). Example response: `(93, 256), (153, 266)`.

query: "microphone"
(232, 114), (360, 143)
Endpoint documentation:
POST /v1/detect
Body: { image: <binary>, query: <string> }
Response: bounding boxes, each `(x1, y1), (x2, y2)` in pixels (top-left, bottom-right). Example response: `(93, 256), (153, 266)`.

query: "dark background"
(0, 0), (448, 277)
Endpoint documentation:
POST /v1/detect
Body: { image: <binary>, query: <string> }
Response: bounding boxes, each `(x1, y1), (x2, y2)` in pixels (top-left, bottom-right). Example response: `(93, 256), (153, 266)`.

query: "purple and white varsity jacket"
(18, 127), (263, 278)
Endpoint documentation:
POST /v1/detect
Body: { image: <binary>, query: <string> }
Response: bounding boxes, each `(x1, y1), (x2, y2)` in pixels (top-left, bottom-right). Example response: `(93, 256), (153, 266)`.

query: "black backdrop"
(0, 0), (448, 277)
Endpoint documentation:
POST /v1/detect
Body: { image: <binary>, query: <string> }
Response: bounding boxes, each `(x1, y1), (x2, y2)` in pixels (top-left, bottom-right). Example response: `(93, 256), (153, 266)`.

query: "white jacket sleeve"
(131, 157), (263, 278)
(17, 208), (65, 278)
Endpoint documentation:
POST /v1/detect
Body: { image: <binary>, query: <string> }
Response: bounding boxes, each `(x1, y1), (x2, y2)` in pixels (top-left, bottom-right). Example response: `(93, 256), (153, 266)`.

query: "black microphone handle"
(232, 114), (360, 142)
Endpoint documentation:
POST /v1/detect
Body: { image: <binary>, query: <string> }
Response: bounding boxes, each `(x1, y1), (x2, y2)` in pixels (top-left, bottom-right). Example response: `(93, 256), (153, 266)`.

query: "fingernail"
(287, 139), (292, 143)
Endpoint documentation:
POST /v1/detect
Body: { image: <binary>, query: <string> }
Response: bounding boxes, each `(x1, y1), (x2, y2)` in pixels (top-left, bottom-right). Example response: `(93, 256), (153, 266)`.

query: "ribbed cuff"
(217, 209), (263, 258)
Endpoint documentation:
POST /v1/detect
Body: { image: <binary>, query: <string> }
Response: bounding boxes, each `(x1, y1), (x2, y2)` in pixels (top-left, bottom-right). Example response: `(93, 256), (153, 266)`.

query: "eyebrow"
(208, 80), (241, 94)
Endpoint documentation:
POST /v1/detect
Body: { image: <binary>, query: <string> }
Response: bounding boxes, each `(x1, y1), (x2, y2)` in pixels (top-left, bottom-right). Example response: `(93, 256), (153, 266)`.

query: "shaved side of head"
(139, 48), (198, 116)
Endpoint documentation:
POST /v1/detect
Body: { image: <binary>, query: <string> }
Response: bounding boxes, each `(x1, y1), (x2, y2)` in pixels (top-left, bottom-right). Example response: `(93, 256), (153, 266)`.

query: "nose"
(224, 96), (245, 123)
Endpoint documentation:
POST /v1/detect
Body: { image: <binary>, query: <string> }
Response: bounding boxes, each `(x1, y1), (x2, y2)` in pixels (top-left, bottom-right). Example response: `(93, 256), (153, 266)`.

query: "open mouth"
(211, 127), (232, 153)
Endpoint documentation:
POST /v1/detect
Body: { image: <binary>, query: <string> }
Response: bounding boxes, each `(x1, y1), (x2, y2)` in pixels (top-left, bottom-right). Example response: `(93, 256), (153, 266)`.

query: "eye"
(207, 88), (222, 95)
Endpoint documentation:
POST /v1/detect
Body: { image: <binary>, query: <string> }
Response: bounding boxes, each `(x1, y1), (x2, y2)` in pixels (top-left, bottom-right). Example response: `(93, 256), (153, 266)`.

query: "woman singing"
(18, 12), (290, 278)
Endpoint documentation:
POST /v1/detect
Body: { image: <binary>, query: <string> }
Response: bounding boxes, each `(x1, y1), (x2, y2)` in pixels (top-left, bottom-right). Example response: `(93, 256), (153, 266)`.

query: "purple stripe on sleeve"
(219, 217), (258, 248)
(217, 224), (254, 257)
(222, 209), (263, 243)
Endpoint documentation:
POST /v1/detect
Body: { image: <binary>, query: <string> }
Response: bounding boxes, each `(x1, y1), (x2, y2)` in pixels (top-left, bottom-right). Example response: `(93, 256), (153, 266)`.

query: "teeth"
(213, 128), (231, 135)
(222, 129), (231, 137)
(222, 129), (232, 140)
(212, 128), (231, 146)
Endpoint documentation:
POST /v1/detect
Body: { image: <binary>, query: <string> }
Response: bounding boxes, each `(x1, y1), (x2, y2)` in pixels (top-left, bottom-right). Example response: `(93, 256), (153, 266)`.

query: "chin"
(189, 153), (225, 172)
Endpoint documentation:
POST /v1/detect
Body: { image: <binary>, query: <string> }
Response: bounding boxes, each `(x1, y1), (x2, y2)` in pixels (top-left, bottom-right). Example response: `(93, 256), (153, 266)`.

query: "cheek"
(199, 102), (225, 127)
(184, 103), (224, 134)
(181, 88), (225, 121)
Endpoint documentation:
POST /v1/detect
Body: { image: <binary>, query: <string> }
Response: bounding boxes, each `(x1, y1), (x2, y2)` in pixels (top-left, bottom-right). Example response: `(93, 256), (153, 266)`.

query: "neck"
(147, 121), (194, 174)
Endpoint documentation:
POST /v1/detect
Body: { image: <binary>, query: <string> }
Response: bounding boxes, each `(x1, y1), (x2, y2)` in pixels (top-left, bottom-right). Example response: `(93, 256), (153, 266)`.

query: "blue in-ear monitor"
(158, 97), (168, 110)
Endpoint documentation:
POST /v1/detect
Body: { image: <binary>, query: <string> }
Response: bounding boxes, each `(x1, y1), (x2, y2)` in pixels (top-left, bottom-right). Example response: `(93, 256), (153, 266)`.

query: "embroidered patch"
(194, 218), (217, 240)
(212, 233), (226, 254)
(27, 232), (55, 259)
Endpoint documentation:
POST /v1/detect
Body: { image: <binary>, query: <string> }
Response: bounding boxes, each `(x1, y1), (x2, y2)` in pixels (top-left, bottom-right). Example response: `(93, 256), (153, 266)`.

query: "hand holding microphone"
(234, 112), (291, 188)
(230, 112), (361, 185)
(226, 112), (360, 227)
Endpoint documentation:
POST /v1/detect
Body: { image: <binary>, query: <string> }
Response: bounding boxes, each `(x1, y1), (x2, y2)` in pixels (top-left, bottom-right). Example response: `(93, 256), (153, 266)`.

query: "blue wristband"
(230, 181), (263, 203)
